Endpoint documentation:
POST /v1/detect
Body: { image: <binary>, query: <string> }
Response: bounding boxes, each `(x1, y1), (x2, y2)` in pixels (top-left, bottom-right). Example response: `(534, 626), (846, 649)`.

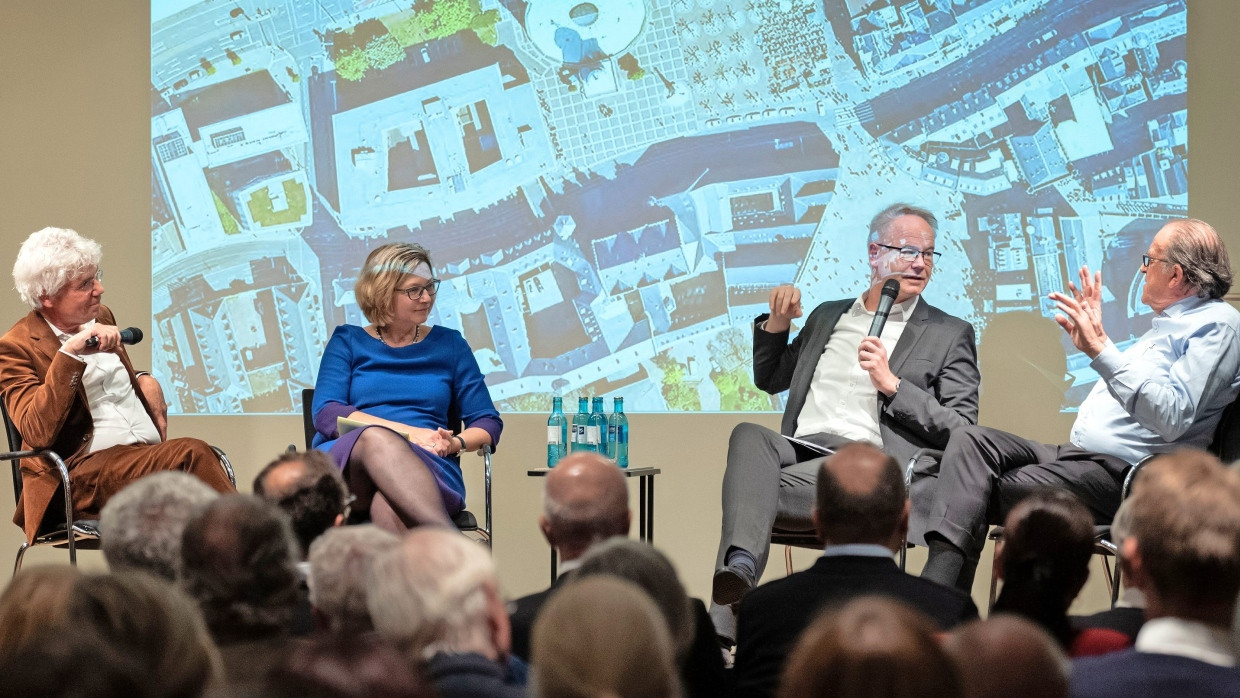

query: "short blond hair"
(354, 243), (433, 326)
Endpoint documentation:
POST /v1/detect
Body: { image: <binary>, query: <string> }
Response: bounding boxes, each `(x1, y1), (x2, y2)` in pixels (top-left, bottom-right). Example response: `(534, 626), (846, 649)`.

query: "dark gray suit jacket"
(753, 298), (980, 539)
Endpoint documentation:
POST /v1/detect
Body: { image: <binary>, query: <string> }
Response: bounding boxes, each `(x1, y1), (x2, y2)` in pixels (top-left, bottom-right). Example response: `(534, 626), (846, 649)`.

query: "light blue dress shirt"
(1071, 296), (1240, 465)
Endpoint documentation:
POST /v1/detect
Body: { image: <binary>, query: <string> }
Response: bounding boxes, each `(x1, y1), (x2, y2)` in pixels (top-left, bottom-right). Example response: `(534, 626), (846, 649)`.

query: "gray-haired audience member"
(179, 494), (304, 687)
(508, 451), (630, 659)
(253, 449), (350, 559)
(1072, 449), (1240, 697)
(531, 576), (682, 698)
(945, 614), (1069, 698)
(100, 471), (220, 580)
(368, 527), (523, 698)
(778, 596), (962, 698)
(307, 524), (399, 633)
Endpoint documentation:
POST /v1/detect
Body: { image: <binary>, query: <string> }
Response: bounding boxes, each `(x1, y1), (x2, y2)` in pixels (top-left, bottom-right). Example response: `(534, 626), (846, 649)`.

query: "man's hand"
(859, 337), (900, 396)
(1049, 266), (1109, 358)
(136, 373), (168, 441)
(63, 324), (121, 356)
(765, 284), (803, 333)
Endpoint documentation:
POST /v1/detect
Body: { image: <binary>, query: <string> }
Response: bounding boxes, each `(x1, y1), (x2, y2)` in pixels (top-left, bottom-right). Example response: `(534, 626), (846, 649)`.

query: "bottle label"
(587, 425), (600, 445)
(547, 426), (561, 444)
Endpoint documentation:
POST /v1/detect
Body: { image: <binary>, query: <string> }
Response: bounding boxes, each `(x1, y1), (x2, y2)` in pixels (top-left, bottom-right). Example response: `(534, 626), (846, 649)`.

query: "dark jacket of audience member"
(735, 444), (977, 698)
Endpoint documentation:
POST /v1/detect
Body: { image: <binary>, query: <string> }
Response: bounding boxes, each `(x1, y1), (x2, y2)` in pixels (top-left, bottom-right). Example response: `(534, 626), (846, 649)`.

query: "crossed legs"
(345, 426), (454, 533)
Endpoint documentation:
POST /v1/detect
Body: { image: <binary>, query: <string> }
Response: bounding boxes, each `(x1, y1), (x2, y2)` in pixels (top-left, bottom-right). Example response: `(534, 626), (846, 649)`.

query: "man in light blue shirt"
(922, 218), (1240, 592)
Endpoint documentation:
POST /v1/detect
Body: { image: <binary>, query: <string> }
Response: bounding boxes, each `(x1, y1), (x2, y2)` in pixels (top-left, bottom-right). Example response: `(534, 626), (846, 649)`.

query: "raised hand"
(1048, 265), (1109, 358)
(765, 284), (803, 333)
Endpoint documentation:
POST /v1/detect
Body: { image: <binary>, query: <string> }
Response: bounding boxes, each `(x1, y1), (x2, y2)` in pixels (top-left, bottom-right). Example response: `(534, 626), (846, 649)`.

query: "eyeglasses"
(75, 268), (103, 291)
(876, 244), (941, 265)
(1142, 254), (1170, 268)
(396, 278), (441, 300)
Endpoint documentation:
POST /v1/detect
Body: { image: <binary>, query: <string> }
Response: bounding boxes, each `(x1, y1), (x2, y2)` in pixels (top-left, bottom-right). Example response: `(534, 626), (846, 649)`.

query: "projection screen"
(150, 0), (1188, 415)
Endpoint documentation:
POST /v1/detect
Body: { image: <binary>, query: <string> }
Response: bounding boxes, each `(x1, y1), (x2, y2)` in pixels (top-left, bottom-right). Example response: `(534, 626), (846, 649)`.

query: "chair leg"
(1110, 560), (1123, 608)
(988, 544), (1000, 612)
(1100, 556), (1114, 600)
(14, 542), (30, 575)
(784, 545), (793, 576)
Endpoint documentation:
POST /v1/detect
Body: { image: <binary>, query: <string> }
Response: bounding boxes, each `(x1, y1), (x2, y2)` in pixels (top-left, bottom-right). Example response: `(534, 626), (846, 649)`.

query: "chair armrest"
(2, 448), (74, 540)
(211, 446), (237, 487)
(905, 448), (944, 486)
(1122, 454), (1158, 500)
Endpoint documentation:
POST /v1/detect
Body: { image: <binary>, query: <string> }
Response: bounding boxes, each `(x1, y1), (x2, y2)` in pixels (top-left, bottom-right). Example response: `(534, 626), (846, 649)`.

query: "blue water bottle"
(571, 397), (589, 453)
(547, 396), (567, 467)
(608, 397), (629, 468)
(588, 397), (606, 453)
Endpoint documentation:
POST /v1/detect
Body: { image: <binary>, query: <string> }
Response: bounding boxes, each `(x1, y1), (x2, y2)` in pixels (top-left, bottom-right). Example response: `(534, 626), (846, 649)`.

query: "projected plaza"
(151, 0), (1188, 415)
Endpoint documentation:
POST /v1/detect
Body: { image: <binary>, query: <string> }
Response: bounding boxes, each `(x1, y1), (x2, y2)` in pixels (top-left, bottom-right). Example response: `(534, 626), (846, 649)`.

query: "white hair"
(99, 471), (220, 581)
(307, 525), (399, 633)
(12, 227), (102, 309)
(367, 528), (498, 659)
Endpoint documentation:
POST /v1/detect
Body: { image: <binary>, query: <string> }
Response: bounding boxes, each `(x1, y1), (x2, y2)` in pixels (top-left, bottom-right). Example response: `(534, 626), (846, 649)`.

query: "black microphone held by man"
(85, 326), (143, 348)
(867, 278), (902, 338)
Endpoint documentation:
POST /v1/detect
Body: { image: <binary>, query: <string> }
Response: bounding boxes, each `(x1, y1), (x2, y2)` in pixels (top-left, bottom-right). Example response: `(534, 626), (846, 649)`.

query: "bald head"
(541, 453), (631, 561)
(945, 615), (1068, 698)
(814, 443), (907, 548)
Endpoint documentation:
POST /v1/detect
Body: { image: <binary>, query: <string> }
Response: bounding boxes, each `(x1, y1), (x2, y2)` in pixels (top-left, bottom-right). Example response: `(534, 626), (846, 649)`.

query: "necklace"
(377, 324), (419, 346)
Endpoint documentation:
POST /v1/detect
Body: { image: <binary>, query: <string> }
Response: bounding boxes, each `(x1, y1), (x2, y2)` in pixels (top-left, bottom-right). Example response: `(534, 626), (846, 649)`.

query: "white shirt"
(49, 319), (161, 453)
(1134, 617), (1237, 668)
(794, 295), (917, 443)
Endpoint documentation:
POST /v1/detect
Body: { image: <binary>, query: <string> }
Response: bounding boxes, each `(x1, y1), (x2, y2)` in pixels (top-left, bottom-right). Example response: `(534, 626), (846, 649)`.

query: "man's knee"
(729, 422), (774, 449)
(168, 438), (233, 491)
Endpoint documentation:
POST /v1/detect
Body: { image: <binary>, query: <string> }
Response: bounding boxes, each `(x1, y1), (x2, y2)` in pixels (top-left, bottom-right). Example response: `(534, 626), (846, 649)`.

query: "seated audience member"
(310, 242), (501, 532)
(179, 494), (304, 686)
(945, 615), (1070, 698)
(307, 524), (399, 634)
(575, 538), (727, 698)
(64, 570), (222, 697)
(734, 443), (977, 698)
(0, 630), (149, 698)
(923, 219), (1240, 594)
(509, 451), (630, 659)
(100, 470), (220, 580)
(253, 449), (350, 560)
(711, 203), (981, 643)
(262, 633), (438, 698)
(778, 596), (962, 698)
(0, 564), (80, 658)
(0, 227), (234, 545)
(531, 576), (682, 698)
(992, 489), (1104, 655)
(1070, 499), (1145, 648)
(1072, 449), (1240, 698)
(368, 527), (523, 698)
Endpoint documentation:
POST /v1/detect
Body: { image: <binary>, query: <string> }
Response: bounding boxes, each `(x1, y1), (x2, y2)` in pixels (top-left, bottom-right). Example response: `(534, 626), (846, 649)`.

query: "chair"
(771, 448), (929, 575)
(3, 400), (236, 573)
(300, 388), (492, 545)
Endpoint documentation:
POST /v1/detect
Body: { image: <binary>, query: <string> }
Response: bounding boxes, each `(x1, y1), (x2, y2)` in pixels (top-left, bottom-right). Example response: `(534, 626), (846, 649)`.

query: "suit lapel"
(888, 300), (929, 376)
(23, 311), (64, 367)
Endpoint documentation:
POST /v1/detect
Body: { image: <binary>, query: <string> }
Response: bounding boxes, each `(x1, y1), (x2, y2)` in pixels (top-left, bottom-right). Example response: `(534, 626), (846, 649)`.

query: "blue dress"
(311, 324), (502, 513)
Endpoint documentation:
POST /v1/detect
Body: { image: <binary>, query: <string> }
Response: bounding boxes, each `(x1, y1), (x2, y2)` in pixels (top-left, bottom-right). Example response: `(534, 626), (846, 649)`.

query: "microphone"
(84, 327), (144, 348)
(867, 280), (902, 338)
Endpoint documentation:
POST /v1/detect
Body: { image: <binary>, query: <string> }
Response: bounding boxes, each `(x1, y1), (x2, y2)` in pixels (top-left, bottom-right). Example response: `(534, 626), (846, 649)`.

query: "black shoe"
(712, 565), (756, 605)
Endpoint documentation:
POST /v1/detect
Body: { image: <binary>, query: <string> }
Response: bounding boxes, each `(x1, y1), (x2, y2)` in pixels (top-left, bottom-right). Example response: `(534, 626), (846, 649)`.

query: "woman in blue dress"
(310, 243), (502, 532)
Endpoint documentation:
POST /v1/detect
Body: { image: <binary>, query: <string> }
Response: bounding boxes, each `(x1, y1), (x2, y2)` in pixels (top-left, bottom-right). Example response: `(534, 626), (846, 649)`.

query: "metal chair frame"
(300, 388), (492, 546)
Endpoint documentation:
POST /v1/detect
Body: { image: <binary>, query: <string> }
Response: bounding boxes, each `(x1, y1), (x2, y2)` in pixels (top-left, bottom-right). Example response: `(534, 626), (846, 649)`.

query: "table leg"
(647, 475), (655, 543)
(550, 547), (558, 584)
(639, 475), (648, 541)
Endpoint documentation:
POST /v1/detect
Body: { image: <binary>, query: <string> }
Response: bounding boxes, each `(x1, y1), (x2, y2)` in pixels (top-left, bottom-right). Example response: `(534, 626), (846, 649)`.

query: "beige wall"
(1, 2), (1236, 613)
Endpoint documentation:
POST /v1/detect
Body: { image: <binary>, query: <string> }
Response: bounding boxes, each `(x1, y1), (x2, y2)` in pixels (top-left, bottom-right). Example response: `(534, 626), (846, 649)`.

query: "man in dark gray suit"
(710, 203), (980, 642)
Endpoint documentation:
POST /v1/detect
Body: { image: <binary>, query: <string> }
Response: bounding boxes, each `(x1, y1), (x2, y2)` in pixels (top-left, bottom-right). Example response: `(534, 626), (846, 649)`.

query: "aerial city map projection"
(150, 0), (1188, 415)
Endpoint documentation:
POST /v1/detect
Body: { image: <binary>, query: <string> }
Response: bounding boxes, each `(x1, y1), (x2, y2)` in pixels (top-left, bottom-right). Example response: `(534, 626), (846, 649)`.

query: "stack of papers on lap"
(337, 416), (409, 441)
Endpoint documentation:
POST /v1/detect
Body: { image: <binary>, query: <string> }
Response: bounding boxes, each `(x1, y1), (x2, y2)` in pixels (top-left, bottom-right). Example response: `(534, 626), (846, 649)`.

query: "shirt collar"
(1134, 617), (1237, 667)
(850, 293), (920, 323)
(44, 317), (93, 343)
(821, 543), (896, 559)
(1158, 295), (1206, 318)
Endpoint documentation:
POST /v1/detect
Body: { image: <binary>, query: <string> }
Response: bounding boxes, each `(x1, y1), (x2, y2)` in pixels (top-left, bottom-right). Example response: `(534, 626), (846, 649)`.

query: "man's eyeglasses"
(397, 279), (441, 299)
(1142, 254), (1170, 268)
(876, 244), (941, 265)
(75, 268), (103, 291)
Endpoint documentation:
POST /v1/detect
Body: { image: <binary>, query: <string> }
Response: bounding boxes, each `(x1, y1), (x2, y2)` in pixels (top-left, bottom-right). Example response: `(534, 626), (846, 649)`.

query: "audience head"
(531, 575), (682, 698)
(575, 538), (696, 659)
(944, 615), (1069, 698)
(0, 564), (80, 658)
(0, 631), (149, 698)
(253, 449), (350, 559)
(814, 442), (907, 549)
(263, 633), (437, 698)
(355, 242), (433, 326)
(64, 570), (222, 697)
(12, 226), (102, 309)
(101, 471), (220, 580)
(992, 489), (1095, 647)
(179, 494), (302, 640)
(779, 596), (961, 698)
(368, 527), (508, 661)
(307, 524), (400, 633)
(541, 452), (630, 561)
(1123, 448), (1240, 625)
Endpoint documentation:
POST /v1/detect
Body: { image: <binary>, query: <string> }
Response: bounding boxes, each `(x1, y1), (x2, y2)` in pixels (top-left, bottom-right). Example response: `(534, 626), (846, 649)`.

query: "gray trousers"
(709, 422), (853, 640)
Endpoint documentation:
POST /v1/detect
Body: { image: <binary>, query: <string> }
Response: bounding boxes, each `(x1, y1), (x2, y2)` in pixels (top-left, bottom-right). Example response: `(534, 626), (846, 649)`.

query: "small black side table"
(526, 466), (661, 582)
